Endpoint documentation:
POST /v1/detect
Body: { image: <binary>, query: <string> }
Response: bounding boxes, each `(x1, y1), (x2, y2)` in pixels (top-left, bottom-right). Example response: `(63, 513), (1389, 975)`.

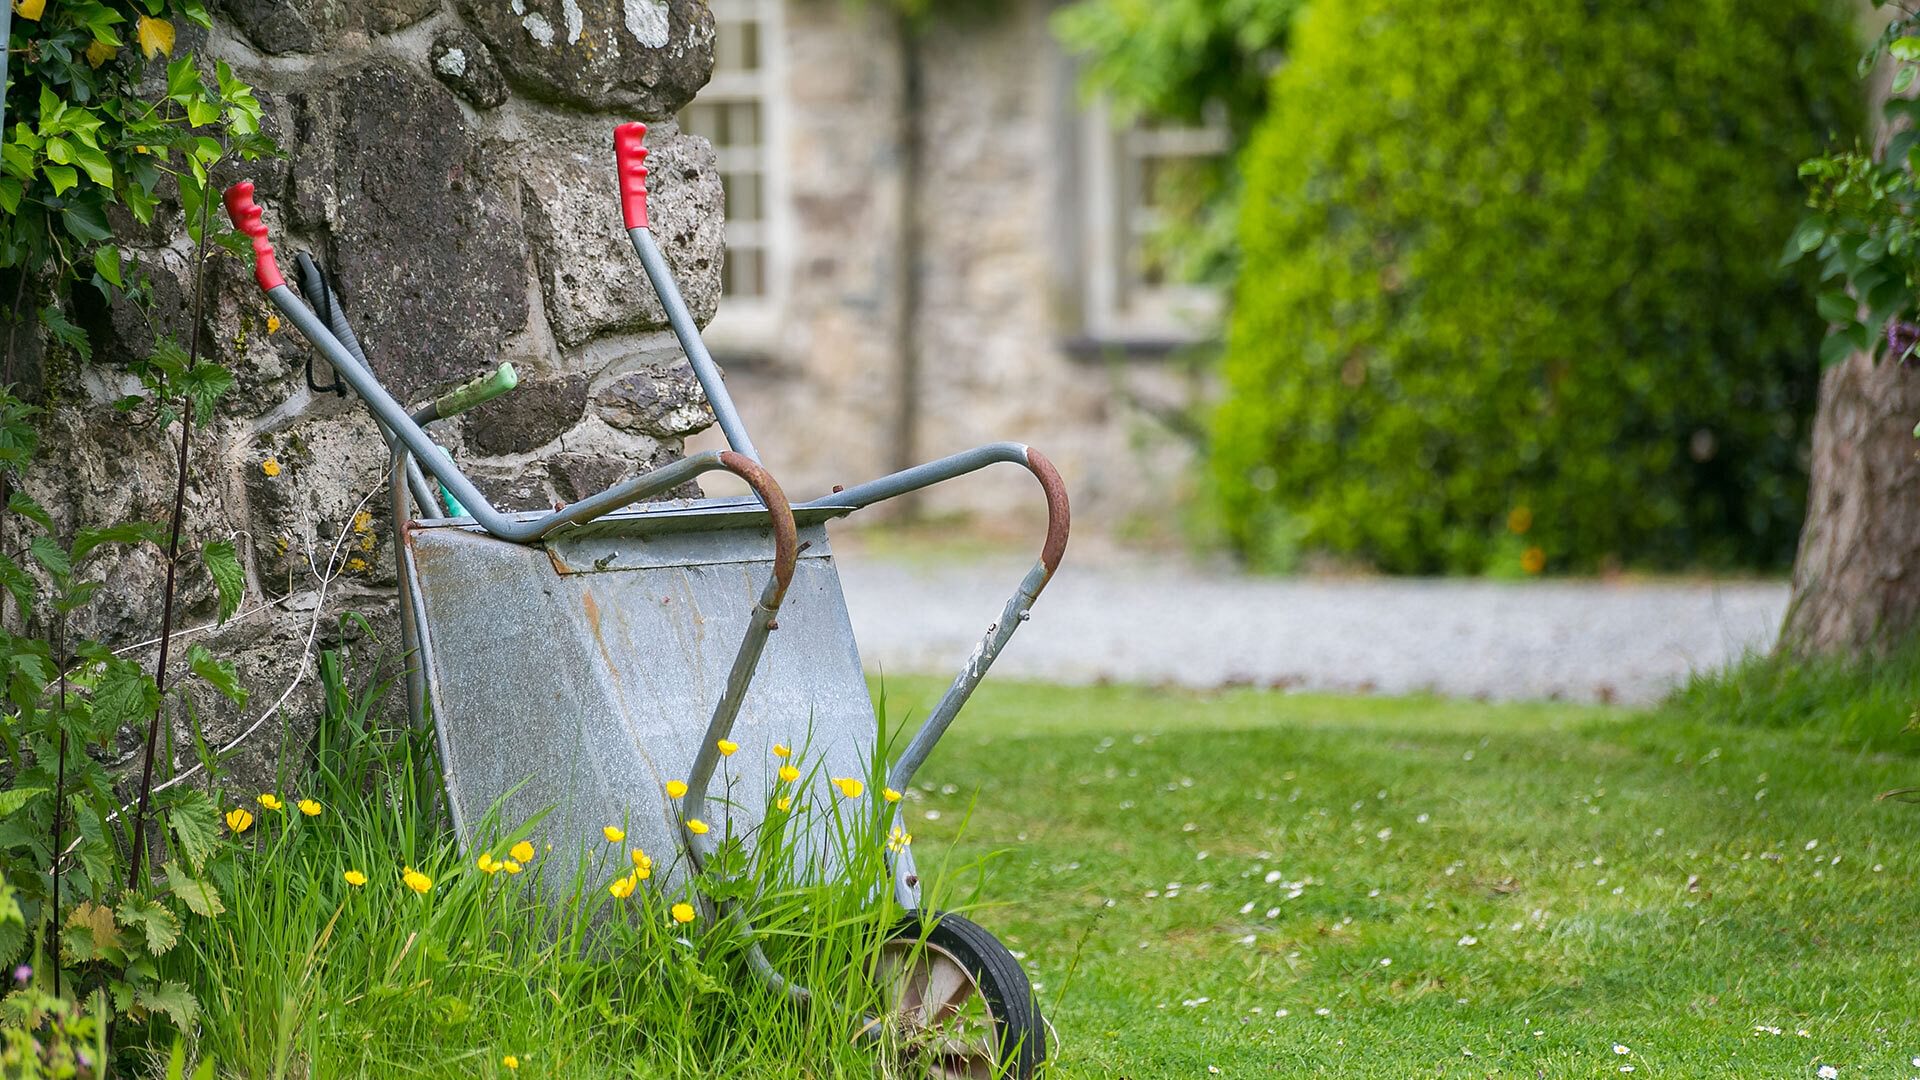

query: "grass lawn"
(879, 677), (1920, 1078)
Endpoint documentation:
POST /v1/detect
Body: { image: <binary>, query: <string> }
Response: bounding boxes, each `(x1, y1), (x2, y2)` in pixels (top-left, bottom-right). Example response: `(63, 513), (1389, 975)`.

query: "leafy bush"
(1211, 0), (1862, 574)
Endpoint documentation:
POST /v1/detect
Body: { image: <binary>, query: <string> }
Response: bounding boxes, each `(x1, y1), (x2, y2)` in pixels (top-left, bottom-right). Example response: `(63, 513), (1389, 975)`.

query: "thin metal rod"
(264, 282), (751, 542)
(628, 227), (759, 462)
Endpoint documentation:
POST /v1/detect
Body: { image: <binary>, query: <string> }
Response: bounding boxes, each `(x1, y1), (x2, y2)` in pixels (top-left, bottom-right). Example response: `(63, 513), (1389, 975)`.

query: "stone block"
(457, 0), (713, 116)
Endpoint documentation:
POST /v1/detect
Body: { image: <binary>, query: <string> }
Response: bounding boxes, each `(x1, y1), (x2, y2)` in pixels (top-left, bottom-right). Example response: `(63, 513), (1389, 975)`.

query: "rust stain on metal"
(718, 450), (799, 605)
(1023, 447), (1071, 580)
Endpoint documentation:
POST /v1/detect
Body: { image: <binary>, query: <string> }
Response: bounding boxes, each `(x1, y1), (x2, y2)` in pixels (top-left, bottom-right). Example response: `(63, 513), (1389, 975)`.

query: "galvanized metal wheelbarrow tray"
(220, 123), (1068, 1010)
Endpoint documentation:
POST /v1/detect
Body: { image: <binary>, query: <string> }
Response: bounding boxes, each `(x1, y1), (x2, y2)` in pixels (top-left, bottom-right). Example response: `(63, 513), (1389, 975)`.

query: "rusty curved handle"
(1022, 447), (1071, 587)
(717, 449), (798, 608)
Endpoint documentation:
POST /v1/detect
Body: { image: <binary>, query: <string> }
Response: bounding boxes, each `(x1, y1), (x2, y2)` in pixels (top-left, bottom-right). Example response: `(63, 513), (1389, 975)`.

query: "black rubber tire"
(886, 910), (1048, 1079)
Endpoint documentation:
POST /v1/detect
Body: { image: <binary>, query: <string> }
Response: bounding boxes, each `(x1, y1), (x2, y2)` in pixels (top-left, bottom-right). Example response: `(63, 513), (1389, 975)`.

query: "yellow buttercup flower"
(1520, 546), (1546, 575)
(685, 819), (709, 836)
(502, 1056), (519, 1071)
(888, 826), (913, 853)
(477, 852), (501, 874)
(402, 867), (433, 894)
(883, 787), (902, 803)
(775, 796), (792, 812)
(716, 738), (739, 757)
(257, 793), (284, 811)
(343, 869), (368, 887)
(602, 825), (626, 844)
(266, 313), (282, 334)
(631, 849), (652, 872)
(778, 765), (800, 784)
(608, 873), (637, 899)
(225, 807), (253, 834)
(665, 780), (688, 799)
(297, 798), (322, 817)
(260, 457), (282, 478)
(772, 743), (792, 759)
(671, 902), (696, 924)
(502, 859), (523, 875)
(832, 778), (864, 799)
(510, 840), (535, 863)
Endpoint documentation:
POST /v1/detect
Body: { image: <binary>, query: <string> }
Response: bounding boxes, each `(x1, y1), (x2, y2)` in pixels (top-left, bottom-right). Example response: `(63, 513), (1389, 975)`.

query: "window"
(679, 0), (784, 347)
(1079, 98), (1229, 345)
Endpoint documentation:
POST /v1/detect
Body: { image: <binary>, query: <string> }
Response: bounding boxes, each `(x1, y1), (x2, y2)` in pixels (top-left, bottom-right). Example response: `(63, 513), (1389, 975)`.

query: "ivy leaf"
(137, 16), (176, 59)
(94, 245), (123, 288)
(1816, 290), (1856, 324)
(186, 644), (246, 707)
(201, 539), (244, 622)
(135, 981), (198, 1029)
(116, 895), (181, 955)
(62, 201), (112, 244)
(0, 178), (20, 215)
(42, 164), (79, 195)
(165, 862), (224, 918)
(166, 789), (219, 875)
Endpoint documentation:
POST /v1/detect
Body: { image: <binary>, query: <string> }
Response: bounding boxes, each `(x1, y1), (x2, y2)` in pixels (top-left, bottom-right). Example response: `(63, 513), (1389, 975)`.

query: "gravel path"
(833, 544), (1789, 704)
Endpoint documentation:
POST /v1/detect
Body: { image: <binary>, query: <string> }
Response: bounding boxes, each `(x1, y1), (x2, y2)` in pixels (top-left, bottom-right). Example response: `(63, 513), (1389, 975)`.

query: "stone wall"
(22, 1), (727, 789)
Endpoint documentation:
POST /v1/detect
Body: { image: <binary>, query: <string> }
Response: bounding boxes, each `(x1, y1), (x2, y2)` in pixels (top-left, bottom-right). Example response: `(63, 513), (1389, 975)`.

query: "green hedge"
(1212, 0), (1861, 574)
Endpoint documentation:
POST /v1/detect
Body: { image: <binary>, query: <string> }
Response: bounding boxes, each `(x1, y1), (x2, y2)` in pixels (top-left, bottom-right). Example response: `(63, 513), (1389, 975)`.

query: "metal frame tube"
(628, 226), (759, 462)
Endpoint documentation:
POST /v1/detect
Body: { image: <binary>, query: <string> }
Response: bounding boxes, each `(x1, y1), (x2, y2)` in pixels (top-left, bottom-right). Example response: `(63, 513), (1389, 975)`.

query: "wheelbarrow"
(222, 120), (1068, 1078)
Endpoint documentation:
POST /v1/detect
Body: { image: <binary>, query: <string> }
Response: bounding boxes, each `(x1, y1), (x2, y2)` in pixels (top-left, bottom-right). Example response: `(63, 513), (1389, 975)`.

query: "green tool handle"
(434, 362), (518, 420)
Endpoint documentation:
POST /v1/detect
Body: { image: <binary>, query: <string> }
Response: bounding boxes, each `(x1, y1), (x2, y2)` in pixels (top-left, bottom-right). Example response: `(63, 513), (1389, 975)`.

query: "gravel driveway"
(833, 543), (1789, 704)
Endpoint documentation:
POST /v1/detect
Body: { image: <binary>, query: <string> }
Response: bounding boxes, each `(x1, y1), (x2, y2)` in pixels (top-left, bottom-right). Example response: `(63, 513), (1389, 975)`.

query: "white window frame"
(1079, 97), (1228, 345)
(685, 0), (789, 353)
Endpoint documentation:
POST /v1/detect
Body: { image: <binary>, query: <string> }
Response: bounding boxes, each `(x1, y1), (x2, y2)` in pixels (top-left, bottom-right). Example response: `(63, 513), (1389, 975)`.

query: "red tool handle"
(222, 181), (284, 291)
(614, 122), (650, 230)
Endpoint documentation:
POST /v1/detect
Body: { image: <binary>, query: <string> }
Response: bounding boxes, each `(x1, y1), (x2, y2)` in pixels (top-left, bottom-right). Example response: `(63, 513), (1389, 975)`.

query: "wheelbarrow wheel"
(873, 910), (1047, 1079)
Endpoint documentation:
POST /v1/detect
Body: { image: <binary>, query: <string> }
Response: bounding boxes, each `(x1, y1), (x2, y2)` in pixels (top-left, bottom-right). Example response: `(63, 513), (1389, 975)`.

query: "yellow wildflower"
(772, 743), (792, 759)
(631, 849), (653, 872)
(832, 778), (864, 799)
(402, 867), (433, 894)
(345, 557), (368, 573)
(775, 796), (792, 812)
(778, 765), (799, 784)
(510, 840), (535, 863)
(685, 819), (709, 836)
(717, 738), (739, 757)
(297, 798), (322, 817)
(1520, 546), (1546, 575)
(266, 313), (282, 334)
(502, 1056), (519, 1071)
(225, 807), (253, 834)
(502, 859), (523, 875)
(602, 825), (625, 844)
(888, 826), (913, 853)
(1507, 506), (1533, 535)
(260, 457), (281, 478)
(665, 780), (688, 799)
(883, 787), (902, 803)
(343, 869), (368, 887)
(257, 793), (284, 811)
(608, 873), (636, 899)
(84, 40), (117, 68)
(671, 902), (696, 924)
(477, 852), (501, 874)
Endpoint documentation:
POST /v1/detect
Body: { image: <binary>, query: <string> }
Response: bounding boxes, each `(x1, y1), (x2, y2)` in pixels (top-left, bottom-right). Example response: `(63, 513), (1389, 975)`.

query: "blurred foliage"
(1052, 0), (1304, 294)
(1790, 4), (1920, 370)
(1211, 0), (1862, 575)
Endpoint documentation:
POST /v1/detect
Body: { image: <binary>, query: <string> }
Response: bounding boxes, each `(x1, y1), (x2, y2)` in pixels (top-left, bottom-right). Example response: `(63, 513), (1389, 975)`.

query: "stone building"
(676, 0), (1220, 531)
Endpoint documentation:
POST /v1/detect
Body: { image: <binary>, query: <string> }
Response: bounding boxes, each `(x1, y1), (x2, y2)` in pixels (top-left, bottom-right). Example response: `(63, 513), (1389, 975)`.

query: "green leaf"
(166, 862), (225, 918)
(61, 201), (112, 244)
(116, 895), (181, 955)
(186, 644), (246, 708)
(39, 303), (92, 361)
(29, 535), (71, 580)
(165, 790), (219, 875)
(1895, 65), (1915, 94)
(90, 659), (159, 732)
(1816, 290), (1855, 324)
(1891, 37), (1920, 60)
(1820, 323), (1868, 366)
(0, 787), (48, 818)
(8, 491), (52, 532)
(72, 521), (164, 562)
(0, 178), (20, 215)
(178, 362), (234, 425)
(136, 980), (198, 1029)
(201, 539), (244, 622)
(42, 164), (79, 195)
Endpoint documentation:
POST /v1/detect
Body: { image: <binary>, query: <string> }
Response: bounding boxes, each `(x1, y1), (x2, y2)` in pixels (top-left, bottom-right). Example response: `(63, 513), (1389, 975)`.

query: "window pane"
(727, 101), (761, 147)
(714, 19), (761, 74)
(726, 171), (763, 223)
(723, 246), (766, 298)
